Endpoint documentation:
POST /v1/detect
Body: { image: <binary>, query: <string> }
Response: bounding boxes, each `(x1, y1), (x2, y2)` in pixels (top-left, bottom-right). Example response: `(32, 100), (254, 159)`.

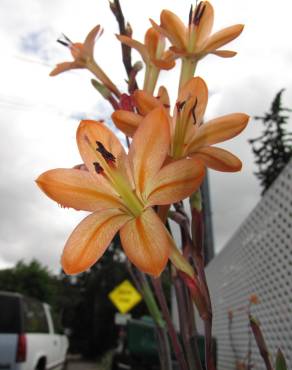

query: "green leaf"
(275, 349), (287, 370)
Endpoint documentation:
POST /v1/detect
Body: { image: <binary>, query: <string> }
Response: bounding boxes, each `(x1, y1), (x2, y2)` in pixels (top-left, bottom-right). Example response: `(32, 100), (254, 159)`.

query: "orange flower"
(36, 107), (205, 276)
(170, 77), (249, 172)
(151, 2), (244, 61)
(112, 77), (249, 172)
(249, 294), (260, 305)
(112, 86), (169, 136)
(117, 28), (175, 93)
(50, 25), (120, 98)
(117, 27), (175, 70)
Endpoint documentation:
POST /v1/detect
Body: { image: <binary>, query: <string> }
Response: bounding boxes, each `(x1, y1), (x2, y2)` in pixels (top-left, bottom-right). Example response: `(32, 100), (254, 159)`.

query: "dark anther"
(163, 104), (171, 109)
(193, 2), (206, 25)
(96, 141), (116, 162)
(93, 162), (104, 174)
(188, 5), (193, 26)
(191, 98), (198, 124)
(57, 34), (73, 47)
(176, 101), (186, 113)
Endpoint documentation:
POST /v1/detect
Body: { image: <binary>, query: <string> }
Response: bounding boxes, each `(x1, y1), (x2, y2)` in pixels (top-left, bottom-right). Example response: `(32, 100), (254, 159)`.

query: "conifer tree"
(249, 89), (292, 194)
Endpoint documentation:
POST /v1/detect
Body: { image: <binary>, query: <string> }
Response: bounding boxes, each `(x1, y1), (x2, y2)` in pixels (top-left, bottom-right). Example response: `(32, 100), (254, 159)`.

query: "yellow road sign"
(109, 280), (142, 314)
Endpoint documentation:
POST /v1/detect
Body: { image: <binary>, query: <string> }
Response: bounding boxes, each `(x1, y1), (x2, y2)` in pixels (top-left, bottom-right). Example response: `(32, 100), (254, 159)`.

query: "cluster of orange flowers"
(37, 2), (249, 277)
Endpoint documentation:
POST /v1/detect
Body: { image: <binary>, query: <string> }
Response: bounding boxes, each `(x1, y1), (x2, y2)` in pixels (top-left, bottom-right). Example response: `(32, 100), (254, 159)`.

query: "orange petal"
(187, 113), (249, 152)
(178, 77), (208, 124)
(128, 107), (170, 199)
(150, 10), (187, 50)
(191, 146), (242, 172)
(157, 86), (170, 108)
(111, 110), (142, 137)
(133, 90), (161, 115)
(201, 24), (244, 53)
(152, 57), (175, 70)
(36, 168), (124, 211)
(120, 208), (170, 276)
(211, 50), (237, 58)
(49, 61), (79, 76)
(147, 158), (205, 206)
(77, 120), (131, 183)
(83, 24), (102, 57)
(62, 209), (130, 274)
(116, 34), (149, 63)
(195, 1), (214, 47)
(145, 27), (164, 60)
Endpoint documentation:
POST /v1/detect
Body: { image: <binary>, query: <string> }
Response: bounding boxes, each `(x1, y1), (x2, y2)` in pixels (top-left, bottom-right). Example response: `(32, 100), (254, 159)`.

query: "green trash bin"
(127, 316), (159, 361)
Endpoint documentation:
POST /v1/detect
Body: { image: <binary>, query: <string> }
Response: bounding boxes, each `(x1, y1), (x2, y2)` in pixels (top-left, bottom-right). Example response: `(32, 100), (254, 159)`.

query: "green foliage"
(249, 89), (292, 194)
(275, 349), (287, 370)
(0, 259), (59, 305)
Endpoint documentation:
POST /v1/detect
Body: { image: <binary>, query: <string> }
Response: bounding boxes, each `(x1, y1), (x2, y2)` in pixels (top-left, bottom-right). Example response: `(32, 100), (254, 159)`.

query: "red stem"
(151, 277), (189, 370)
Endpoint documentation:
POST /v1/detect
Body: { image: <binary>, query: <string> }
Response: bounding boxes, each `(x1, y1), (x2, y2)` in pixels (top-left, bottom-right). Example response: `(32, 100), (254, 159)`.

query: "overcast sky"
(0, 0), (291, 273)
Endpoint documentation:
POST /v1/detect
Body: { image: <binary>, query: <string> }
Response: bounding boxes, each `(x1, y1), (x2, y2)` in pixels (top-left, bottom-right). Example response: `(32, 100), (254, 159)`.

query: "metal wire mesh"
(205, 159), (292, 369)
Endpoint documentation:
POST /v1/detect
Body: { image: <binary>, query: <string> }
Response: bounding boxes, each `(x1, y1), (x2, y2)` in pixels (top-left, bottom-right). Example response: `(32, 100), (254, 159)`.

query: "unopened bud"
(91, 79), (111, 99)
(108, 0), (117, 14)
(126, 22), (133, 37)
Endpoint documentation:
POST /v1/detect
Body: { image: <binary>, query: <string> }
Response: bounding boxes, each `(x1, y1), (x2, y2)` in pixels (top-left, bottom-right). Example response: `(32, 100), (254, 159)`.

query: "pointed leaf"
(275, 349), (287, 370)
(147, 158), (205, 205)
(120, 208), (170, 276)
(36, 168), (124, 211)
(62, 209), (130, 274)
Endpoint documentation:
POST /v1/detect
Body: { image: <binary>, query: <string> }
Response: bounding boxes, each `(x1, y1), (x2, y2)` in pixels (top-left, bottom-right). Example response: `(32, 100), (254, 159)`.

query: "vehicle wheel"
(35, 357), (46, 370)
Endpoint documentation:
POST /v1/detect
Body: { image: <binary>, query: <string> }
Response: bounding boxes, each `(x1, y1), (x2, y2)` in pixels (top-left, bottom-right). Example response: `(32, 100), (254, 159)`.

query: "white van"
(0, 291), (69, 370)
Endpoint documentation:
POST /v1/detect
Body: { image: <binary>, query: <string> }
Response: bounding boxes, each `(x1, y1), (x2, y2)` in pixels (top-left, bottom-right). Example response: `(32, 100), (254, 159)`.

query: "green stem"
(141, 276), (172, 370)
(178, 58), (197, 93)
(87, 60), (121, 98)
(143, 64), (159, 94)
(141, 277), (165, 328)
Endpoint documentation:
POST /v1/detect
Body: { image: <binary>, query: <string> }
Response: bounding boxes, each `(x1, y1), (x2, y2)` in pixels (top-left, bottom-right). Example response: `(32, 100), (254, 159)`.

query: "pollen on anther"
(93, 162), (104, 174)
(193, 2), (206, 25)
(191, 98), (198, 124)
(188, 5), (193, 26)
(57, 33), (73, 47)
(96, 141), (116, 163)
(176, 101), (186, 113)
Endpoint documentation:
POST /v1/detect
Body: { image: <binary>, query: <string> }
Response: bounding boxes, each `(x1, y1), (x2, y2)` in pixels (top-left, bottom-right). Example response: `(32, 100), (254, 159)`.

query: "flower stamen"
(188, 5), (193, 26)
(191, 98), (198, 125)
(93, 161), (104, 174)
(57, 34), (73, 48)
(96, 141), (116, 163)
(193, 2), (206, 26)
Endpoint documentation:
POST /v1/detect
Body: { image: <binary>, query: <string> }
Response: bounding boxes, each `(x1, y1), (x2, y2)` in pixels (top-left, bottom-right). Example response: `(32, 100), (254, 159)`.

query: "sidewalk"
(67, 354), (111, 370)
